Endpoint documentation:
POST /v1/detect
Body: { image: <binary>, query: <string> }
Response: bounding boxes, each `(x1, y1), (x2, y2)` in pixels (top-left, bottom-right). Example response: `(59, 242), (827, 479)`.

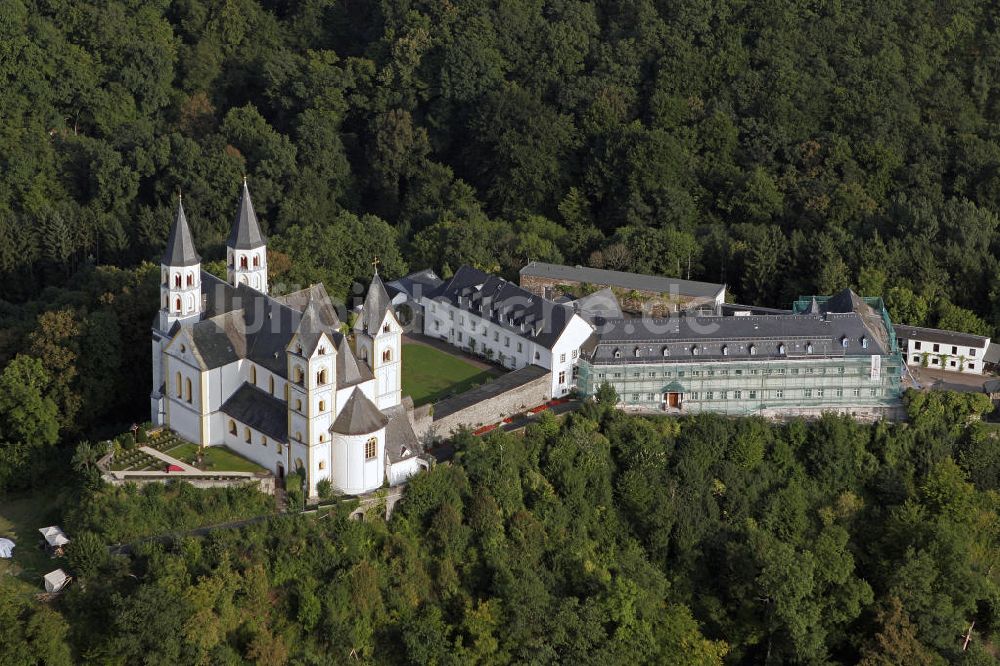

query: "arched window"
(252, 254), (260, 268)
(662, 347), (670, 357)
(365, 437), (377, 460)
(293, 366), (304, 385)
(691, 346), (700, 356)
(295, 398), (302, 411)
(319, 400), (326, 412)
(778, 343), (786, 356)
(186, 273), (193, 287)
(721, 345), (729, 356)
(806, 342), (814, 354)
(228, 419), (237, 435)
(295, 433), (302, 443)
(175, 297), (182, 312)
(382, 323), (390, 334)
(360, 347), (368, 362)
(240, 255), (248, 269)
(175, 372), (182, 398)
(269, 376), (275, 394)
(841, 336), (849, 348)
(317, 369), (328, 385)
(319, 433), (326, 442)
(295, 457), (304, 471)
(319, 460), (326, 470)
(184, 377), (192, 403)
(634, 347), (642, 357)
(613, 349), (621, 359)
(250, 365), (257, 385)
(245, 428), (252, 443)
(749, 344), (757, 356)
(261, 436), (267, 446)
(382, 349), (392, 363)
(174, 274), (181, 287)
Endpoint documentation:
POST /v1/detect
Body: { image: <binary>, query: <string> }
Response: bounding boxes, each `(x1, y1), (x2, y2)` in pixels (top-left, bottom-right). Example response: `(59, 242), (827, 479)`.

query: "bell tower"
(227, 177), (268, 293)
(354, 259), (402, 409)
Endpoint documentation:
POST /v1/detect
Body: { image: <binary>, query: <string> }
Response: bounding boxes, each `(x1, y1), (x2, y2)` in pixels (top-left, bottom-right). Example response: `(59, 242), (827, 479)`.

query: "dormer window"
(778, 343), (786, 356)
(749, 344), (757, 356)
(861, 336), (868, 349)
(722, 345), (729, 356)
(662, 347), (670, 357)
(613, 349), (622, 359)
(806, 342), (813, 354)
(692, 346), (700, 356)
(841, 336), (849, 348)
(634, 347), (642, 357)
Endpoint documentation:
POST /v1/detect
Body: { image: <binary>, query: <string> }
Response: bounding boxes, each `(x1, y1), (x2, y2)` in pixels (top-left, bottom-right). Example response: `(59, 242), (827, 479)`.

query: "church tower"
(354, 261), (402, 409)
(158, 195), (202, 331)
(227, 178), (268, 293)
(152, 195), (202, 424)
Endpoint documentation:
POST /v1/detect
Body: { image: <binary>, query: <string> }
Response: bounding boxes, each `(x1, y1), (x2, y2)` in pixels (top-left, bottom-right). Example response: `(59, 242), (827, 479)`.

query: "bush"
(135, 427), (148, 444)
(316, 478), (333, 500)
(120, 433), (135, 451)
(65, 531), (108, 581)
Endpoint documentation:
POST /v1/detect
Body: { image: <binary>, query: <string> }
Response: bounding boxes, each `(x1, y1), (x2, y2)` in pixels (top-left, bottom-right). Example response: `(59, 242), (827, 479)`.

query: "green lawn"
(166, 442), (267, 473)
(0, 490), (63, 591)
(402, 343), (503, 406)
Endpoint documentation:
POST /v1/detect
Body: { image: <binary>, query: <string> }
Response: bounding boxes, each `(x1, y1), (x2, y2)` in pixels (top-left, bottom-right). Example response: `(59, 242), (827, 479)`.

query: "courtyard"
(402, 339), (504, 406)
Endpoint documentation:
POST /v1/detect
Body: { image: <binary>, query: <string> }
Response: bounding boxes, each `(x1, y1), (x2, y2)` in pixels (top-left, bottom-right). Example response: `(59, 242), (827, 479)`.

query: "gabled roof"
(221, 383), (288, 442)
(382, 403), (423, 464)
(432, 265), (583, 348)
(331, 388), (388, 435)
(893, 324), (990, 349)
(228, 180), (266, 250)
(355, 272), (394, 335)
(571, 288), (623, 322)
(162, 198), (201, 267)
(387, 269), (444, 300)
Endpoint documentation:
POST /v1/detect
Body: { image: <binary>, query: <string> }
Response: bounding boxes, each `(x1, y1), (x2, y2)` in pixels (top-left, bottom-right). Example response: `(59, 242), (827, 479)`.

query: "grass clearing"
(166, 442), (267, 473)
(402, 343), (503, 406)
(0, 489), (64, 591)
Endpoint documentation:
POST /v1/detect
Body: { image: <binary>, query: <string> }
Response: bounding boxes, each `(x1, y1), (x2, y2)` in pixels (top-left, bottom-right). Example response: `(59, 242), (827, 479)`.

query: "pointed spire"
(228, 178), (266, 250)
(808, 296), (821, 315)
(162, 195), (201, 267)
(355, 271), (393, 334)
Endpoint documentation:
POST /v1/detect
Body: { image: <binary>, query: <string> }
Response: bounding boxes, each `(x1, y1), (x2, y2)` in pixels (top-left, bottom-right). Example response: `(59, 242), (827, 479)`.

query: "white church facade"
(150, 182), (428, 497)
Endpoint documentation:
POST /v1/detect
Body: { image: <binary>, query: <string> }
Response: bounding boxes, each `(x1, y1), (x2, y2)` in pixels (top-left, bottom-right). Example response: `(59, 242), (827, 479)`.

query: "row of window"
(615, 337), (868, 360)
(596, 365), (866, 380)
(624, 387), (881, 402)
(911, 354), (976, 370)
(912, 340), (977, 356)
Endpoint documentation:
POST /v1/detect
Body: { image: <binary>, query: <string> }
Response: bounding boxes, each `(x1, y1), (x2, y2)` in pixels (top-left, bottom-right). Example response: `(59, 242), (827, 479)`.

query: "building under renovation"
(576, 290), (904, 418)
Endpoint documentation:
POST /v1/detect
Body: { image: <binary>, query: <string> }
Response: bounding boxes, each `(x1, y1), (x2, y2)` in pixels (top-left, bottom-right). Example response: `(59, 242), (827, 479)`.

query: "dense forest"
(3, 0), (1000, 473)
(3, 391), (999, 664)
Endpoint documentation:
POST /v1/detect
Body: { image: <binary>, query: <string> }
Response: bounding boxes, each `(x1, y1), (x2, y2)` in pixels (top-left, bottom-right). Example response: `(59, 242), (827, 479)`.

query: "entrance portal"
(665, 392), (682, 409)
(277, 463), (285, 480)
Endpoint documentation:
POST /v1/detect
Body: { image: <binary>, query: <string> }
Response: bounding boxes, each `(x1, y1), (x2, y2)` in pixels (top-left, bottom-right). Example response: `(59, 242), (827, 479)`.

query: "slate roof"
(985, 344), (1000, 365)
(331, 388), (388, 435)
(520, 261), (725, 299)
(228, 180), (266, 250)
(893, 324), (990, 349)
(337, 336), (372, 387)
(571, 288), (624, 322)
(162, 198), (201, 267)
(355, 272), (394, 335)
(431, 266), (581, 348)
(589, 310), (891, 365)
(221, 383), (288, 442)
(186, 273), (342, 377)
(387, 269), (444, 301)
(382, 403), (423, 464)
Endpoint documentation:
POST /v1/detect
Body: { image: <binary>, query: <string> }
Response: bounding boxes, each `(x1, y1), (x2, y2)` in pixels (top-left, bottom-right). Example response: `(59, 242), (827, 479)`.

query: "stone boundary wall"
(519, 274), (714, 315)
(429, 371), (552, 437)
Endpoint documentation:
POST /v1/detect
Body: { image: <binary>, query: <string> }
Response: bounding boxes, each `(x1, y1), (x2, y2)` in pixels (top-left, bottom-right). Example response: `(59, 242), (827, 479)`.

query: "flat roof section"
(520, 261), (725, 299)
(432, 365), (549, 421)
(893, 324), (990, 349)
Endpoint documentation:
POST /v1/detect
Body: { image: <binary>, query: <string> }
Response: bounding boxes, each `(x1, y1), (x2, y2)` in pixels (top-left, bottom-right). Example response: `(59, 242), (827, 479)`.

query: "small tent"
(39, 526), (70, 549)
(0, 538), (14, 558)
(43, 569), (70, 593)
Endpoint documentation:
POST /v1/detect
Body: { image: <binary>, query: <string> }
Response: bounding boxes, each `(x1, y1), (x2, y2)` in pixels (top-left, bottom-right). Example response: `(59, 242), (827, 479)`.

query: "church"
(150, 181), (428, 497)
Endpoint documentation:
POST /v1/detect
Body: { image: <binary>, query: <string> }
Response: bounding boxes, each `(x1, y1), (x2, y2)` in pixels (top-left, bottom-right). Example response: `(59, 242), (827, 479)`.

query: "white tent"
(39, 526), (69, 548)
(0, 538), (14, 558)
(43, 569), (70, 593)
